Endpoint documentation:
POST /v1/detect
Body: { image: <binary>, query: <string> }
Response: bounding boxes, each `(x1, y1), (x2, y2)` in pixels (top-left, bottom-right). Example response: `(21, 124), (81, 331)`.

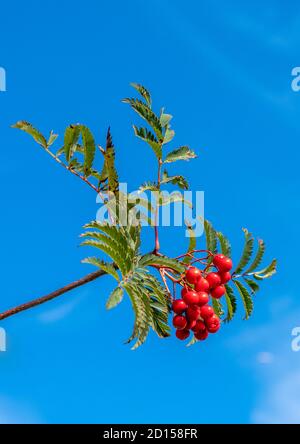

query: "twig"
(45, 147), (99, 193)
(153, 159), (163, 254)
(159, 269), (171, 296)
(0, 269), (106, 321)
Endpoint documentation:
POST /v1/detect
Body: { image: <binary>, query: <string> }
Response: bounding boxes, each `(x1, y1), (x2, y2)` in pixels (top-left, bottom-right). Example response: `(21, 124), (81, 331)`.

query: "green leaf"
(12, 121), (47, 148)
(97, 162), (108, 187)
(47, 130), (58, 147)
(161, 170), (189, 190)
(104, 128), (119, 192)
(82, 219), (141, 266)
(163, 128), (175, 144)
(83, 221), (131, 255)
(139, 254), (185, 274)
(68, 158), (82, 170)
(82, 226), (134, 269)
(217, 231), (232, 257)
(158, 191), (193, 208)
(63, 125), (81, 162)
(81, 257), (119, 282)
(150, 306), (171, 338)
(212, 298), (224, 317)
(80, 125), (96, 176)
(130, 83), (152, 107)
(187, 335), (198, 347)
(129, 195), (155, 214)
(56, 146), (65, 157)
(133, 125), (162, 158)
(253, 259), (277, 280)
(106, 286), (124, 309)
(124, 267), (170, 349)
(164, 146), (197, 163)
(234, 229), (254, 275)
(182, 224), (196, 264)
(245, 239), (265, 273)
(124, 281), (151, 350)
(123, 98), (163, 141)
(204, 220), (217, 258)
(224, 285), (237, 322)
(244, 278), (260, 294)
(233, 280), (253, 319)
(80, 239), (130, 276)
(160, 113), (173, 128)
(138, 181), (158, 193)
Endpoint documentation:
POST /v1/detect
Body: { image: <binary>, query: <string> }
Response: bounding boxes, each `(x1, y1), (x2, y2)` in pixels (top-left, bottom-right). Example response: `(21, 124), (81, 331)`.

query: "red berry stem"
(174, 249), (214, 260)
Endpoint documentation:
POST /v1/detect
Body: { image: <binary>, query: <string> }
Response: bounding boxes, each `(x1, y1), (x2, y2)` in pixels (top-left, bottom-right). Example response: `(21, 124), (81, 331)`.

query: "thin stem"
(153, 159), (162, 254)
(47, 147), (115, 224)
(45, 148), (99, 193)
(174, 249), (214, 260)
(164, 271), (182, 283)
(159, 269), (171, 296)
(0, 269), (106, 321)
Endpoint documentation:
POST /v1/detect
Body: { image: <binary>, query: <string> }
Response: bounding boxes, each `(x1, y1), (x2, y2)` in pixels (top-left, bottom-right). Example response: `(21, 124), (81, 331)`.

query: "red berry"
(173, 315), (187, 330)
(194, 329), (209, 340)
(176, 329), (190, 340)
(185, 267), (201, 284)
(182, 290), (200, 306)
(219, 271), (231, 284)
(194, 277), (210, 292)
(206, 322), (220, 333)
(213, 254), (233, 272)
(186, 305), (201, 321)
(211, 284), (225, 299)
(186, 319), (197, 330)
(205, 314), (220, 333)
(172, 299), (187, 314)
(200, 305), (214, 319)
(206, 314), (220, 324)
(206, 272), (222, 289)
(197, 291), (209, 306)
(192, 320), (206, 333)
(181, 287), (189, 298)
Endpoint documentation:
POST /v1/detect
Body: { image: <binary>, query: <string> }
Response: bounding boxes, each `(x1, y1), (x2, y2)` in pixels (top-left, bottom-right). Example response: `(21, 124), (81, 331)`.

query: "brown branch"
(0, 269), (106, 321)
(0, 250), (187, 322)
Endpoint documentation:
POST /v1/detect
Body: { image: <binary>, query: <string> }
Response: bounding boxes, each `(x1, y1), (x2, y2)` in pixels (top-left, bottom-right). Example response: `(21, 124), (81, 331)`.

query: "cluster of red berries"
(172, 254), (233, 342)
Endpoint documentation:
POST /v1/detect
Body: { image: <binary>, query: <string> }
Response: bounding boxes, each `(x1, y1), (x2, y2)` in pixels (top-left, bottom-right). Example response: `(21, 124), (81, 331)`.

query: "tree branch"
(0, 269), (106, 321)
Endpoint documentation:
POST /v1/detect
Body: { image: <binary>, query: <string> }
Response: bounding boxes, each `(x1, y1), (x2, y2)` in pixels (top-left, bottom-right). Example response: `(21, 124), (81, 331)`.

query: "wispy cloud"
(252, 371), (300, 424)
(209, 1), (300, 53)
(153, 0), (300, 126)
(37, 297), (81, 323)
(256, 351), (274, 365)
(0, 397), (41, 424)
(224, 298), (300, 423)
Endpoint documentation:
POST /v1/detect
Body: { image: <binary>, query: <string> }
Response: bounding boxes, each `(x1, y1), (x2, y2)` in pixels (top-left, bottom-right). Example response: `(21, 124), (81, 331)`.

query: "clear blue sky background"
(0, 0), (300, 424)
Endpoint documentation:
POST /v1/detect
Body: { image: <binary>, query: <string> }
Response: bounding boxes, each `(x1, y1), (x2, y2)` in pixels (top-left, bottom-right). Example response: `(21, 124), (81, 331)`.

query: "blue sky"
(0, 0), (300, 424)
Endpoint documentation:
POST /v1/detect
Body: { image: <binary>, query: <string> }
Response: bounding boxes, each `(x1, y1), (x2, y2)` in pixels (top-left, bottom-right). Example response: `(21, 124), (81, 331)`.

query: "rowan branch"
(0, 269), (107, 321)
(0, 257), (185, 322)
